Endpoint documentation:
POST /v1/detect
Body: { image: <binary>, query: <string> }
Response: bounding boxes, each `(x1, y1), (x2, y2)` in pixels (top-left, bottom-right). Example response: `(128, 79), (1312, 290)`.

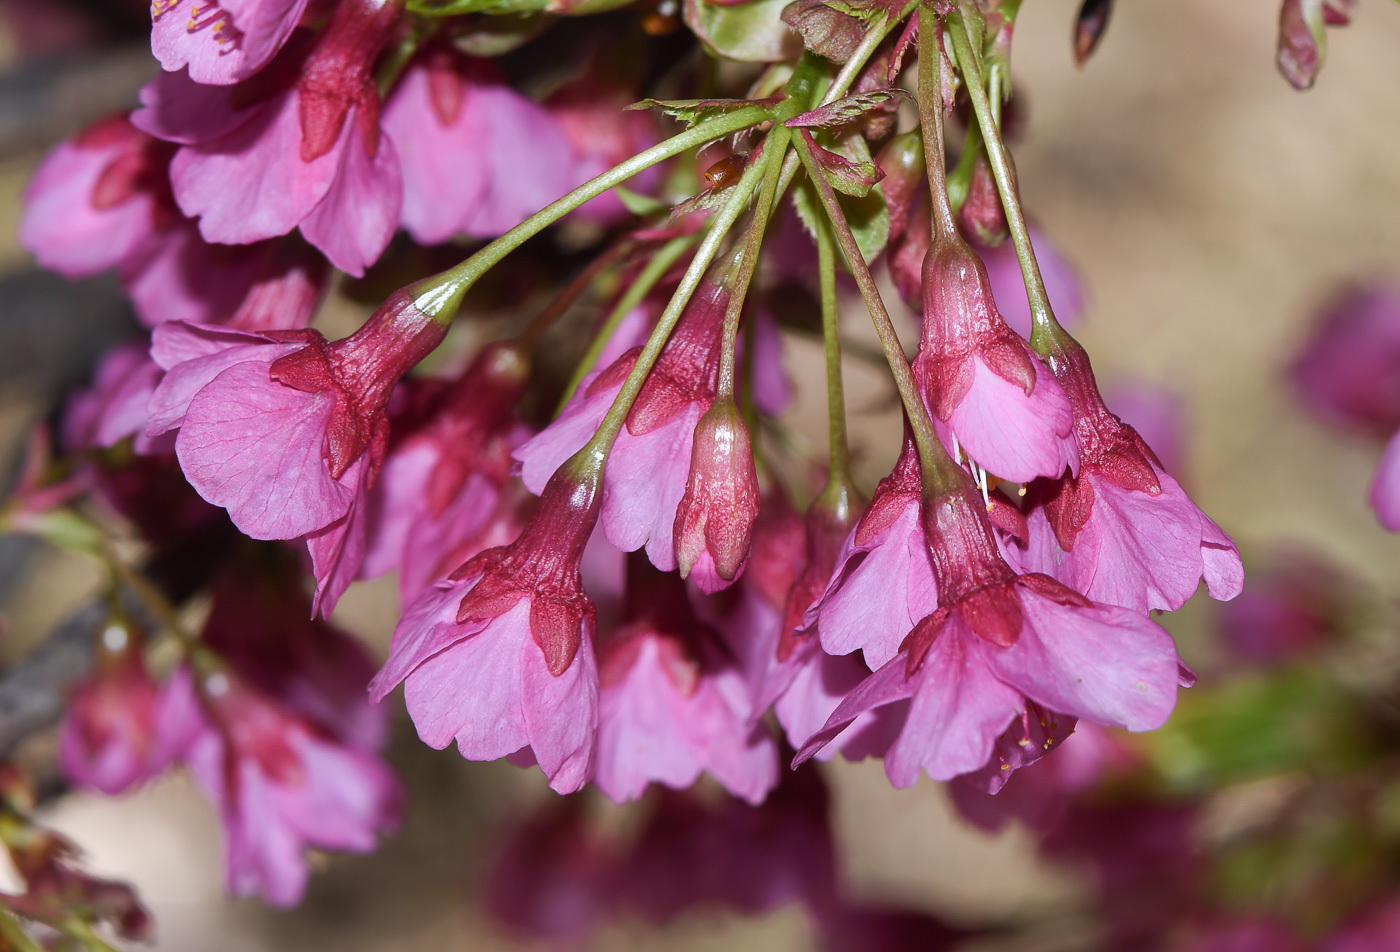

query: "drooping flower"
(20, 114), (175, 278)
(798, 480), (1188, 787)
(368, 462), (602, 794)
(145, 287), (448, 612)
(382, 47), (591, 245)
(57, 621), (161, 796)
(916, 219), (1077, 484)
(150, 0), (311, 86)
(360, 340), (532, 604)
(1012, 338), (1243, 613)
(515, 279), (729, 575)
(133, 0), (404, 275)
(154, 663), (402, 907)
(803, 439), (937, 671)
(673, 397), (761, 593)
(595, 556), (777, 804)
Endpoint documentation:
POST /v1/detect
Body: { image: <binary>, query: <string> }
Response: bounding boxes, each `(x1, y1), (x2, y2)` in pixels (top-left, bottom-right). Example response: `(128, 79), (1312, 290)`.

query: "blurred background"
(1, 0), (1399, 949)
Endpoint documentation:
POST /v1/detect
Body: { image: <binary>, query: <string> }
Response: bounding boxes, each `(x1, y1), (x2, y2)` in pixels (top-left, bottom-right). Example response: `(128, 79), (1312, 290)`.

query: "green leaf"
(791, 176), (889, 266)
(614, 186), (667, 216)
(626, 95), (783, 127)
(685, 0), (802, 62)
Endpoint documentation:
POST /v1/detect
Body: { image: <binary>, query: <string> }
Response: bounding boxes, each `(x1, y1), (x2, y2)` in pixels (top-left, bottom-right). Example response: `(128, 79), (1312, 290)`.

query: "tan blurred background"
(1, 0), (1399, 949)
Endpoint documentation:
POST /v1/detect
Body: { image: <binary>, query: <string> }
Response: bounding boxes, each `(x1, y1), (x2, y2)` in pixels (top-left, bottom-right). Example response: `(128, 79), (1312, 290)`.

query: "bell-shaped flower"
(151, 0), (311, 86)
(802, 439), (938, 670)
(916, 226), (1076, 484)
(62, 341), (168, 455)
(595, 557), (777, 804)
(516, 281), (728, 574)
(133, 0), (403, 275)
(154, 663), (402, 907)
(360, 341), (532, 604)
(797, 482), (1188, 788)
(369, 462), (603, 794)
(145, 287), (447, 613)
(382, 47), (590, 245)
(58, 621), (161, 796)
(1012, 339), (1243, 613)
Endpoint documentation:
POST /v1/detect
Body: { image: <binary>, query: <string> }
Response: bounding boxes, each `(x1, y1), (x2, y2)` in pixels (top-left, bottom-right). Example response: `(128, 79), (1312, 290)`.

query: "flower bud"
(673, 398), (761, 593)
(957, 152), (1009, 247)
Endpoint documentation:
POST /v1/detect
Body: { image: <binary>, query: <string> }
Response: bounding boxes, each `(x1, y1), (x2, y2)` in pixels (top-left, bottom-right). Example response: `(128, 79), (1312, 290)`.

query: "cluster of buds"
(2, 0), (1372, 932)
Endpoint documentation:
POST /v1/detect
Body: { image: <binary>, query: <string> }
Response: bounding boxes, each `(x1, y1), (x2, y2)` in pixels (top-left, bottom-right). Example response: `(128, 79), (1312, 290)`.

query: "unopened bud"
(673, 398), (760, 593)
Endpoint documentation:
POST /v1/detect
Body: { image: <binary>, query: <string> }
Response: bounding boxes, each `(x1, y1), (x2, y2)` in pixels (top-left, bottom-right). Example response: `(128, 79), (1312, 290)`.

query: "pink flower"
(595, 558), (777, 804)
(1012, 340), (1243, 613)
(62, 341), (168, 455)
(797, 483), (1187, 787)
(150, 0), (311, 86)
(360, 341), (532, 604)
(673, 397), (761, 593)
(133, 0), (403, 275)
(1292, 282), (1400, 438)
(155, 664), (401, 907)
(803, 440), (937, 670)
(515, 282), (728, 575)
(146, 289), (446, 612)
(368, 463), (603, 794)
(916, 227), (1076, 483)
(20, 115), (175, 277)
(1371, 432), (1400, 530)
(58, 623), (161, 796)
(124, 224), (328, 330)
(382, 48), (590, 245)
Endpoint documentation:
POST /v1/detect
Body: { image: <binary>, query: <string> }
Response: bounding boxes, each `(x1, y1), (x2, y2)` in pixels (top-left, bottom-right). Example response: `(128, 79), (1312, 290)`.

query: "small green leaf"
(626, 95), (782, 127)
(614, 186), (667, 216)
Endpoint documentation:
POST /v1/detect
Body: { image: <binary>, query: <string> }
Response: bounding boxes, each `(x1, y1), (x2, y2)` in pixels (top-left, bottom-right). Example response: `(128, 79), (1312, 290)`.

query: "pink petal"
(380, 63), (491, 245)
(170, 89), (339, 245)
(792, 653), (917, 767)
(516, 610), (596, 795)
(772, 643), (869, 762)
(402, 600), (533, 755)
(987, 592), (1181, 732)
(938, 352), (1077, 483)
(813, 503), (937, 669)
(369, 579), (487, 700)
(20, 135), (162, 277)
(882, 621), (1024, 787)
(151, 0), (309, 86)
(132, 67), (257, 145)
(305, 459), (371, 617)
(298, 120), (402, 276)
(600, 404), (702, 572)
(175, 361), (353, 539)
(459, 84), (588, 239)
(358, 439), (436, 580)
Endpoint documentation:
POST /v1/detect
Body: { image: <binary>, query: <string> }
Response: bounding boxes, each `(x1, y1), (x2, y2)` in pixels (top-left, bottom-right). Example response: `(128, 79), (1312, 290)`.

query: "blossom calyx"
(269, 287), (449, 479)
(674, 398), (761, 592)
(450, 455), (603, 675)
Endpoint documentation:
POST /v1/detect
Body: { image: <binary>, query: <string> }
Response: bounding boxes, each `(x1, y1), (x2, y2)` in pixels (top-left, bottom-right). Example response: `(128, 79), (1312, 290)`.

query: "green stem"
(0, 912), (43, 952)
(946, 115), (980, 215)
(814, 213), (849, 483)
(556, 233), (695, 414)
(407, 104), (777, 323)
(576, 155), (769, 463)
(949, 4), (1062, 353)
(791, 132), (962, 490)
(716, 129), (792, 399)
(918, 5), (958, 242)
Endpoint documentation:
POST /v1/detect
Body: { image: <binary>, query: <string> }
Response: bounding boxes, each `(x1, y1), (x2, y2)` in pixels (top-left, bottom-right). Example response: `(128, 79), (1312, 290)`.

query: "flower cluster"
(11, 0), (1378, 938)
